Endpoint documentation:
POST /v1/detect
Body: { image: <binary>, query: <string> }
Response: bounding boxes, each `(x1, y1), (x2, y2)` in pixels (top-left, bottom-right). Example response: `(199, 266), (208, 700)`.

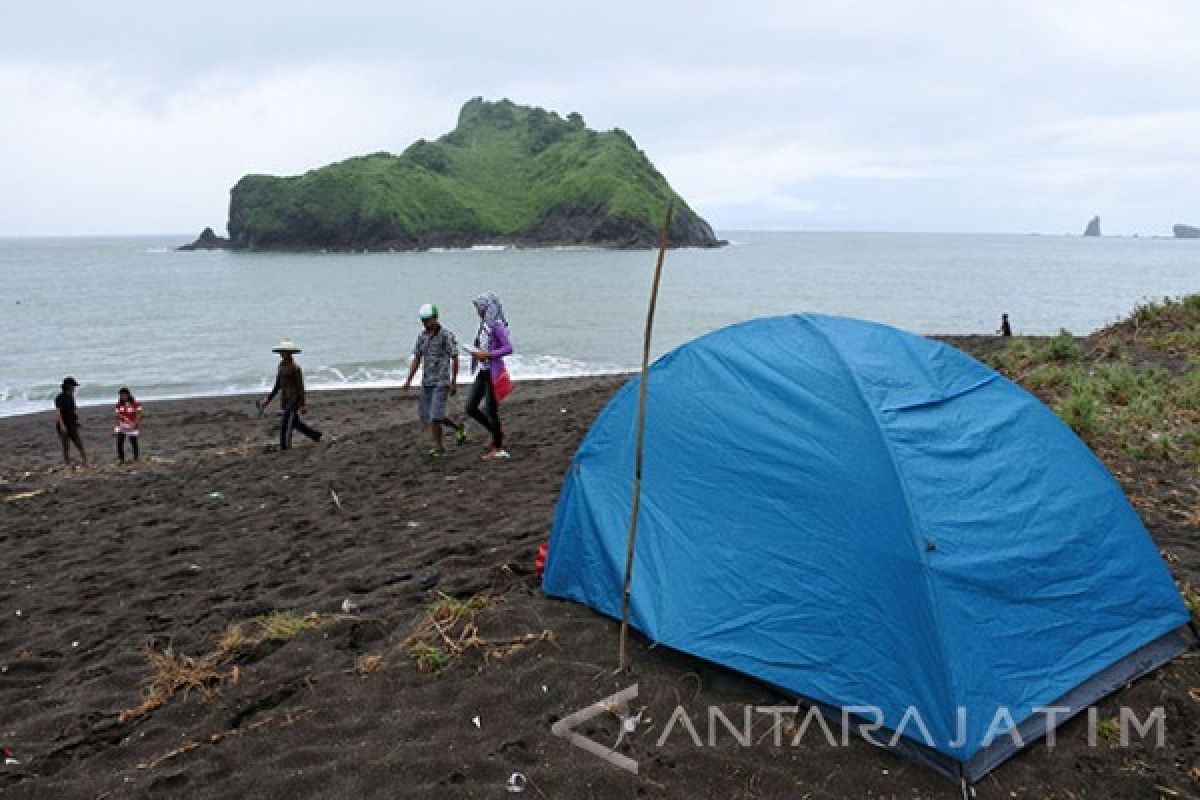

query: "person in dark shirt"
(54, 376), (89, 467)
(998, 313), (1013, 337)
(260, 341), (322, 450)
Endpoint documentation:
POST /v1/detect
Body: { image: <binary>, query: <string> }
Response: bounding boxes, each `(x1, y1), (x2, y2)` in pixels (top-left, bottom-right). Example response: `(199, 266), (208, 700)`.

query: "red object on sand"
(535, 541), (548, 578)
(494, 366), (513, 402)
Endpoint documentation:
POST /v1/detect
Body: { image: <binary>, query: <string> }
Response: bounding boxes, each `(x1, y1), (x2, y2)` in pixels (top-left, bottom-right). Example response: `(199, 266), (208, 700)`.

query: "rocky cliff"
(178, 227), (230, 250)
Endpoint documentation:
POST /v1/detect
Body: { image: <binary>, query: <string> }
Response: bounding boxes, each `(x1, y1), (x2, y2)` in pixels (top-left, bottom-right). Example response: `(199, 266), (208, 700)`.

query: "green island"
(181, 98), (723, 251)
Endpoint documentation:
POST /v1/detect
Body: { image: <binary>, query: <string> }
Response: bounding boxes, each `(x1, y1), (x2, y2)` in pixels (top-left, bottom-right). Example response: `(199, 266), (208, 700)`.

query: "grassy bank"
(988, 295), (1199, 468)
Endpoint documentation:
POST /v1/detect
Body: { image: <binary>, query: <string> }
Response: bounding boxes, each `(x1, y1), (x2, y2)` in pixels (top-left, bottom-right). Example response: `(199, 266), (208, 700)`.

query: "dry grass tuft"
(260, 610), (312, 640)
(121, 610), (324, 724)
(403, 592), (554, 673)
(356, 653), (384, 675)
(118, 648), (222, 723)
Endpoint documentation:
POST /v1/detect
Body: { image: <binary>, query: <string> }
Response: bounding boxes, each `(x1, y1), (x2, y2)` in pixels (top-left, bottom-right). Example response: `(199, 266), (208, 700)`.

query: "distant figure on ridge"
(467, 292), (514, 461)
(54, 376), (89, 468)
(998, 313), (1012, 337)
(260, 340), (322, 450)
(403, 304), (465, 458)
(113, 387), (143, 463)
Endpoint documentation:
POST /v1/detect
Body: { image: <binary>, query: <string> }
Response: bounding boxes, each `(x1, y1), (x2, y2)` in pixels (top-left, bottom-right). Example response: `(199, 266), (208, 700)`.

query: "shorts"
(418, 385), (450, 424)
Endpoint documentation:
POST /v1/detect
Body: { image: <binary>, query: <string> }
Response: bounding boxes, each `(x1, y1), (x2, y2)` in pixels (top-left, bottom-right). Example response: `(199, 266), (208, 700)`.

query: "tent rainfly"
(543, 314), (1192, 784)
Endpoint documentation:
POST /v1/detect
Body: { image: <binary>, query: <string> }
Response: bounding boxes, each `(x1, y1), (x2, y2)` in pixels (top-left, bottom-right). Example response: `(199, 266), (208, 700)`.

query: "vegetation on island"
(222, 98), (722, 251)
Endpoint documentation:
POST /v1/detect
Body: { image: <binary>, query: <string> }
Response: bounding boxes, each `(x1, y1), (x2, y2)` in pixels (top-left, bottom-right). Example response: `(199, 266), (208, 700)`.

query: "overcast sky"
(2, 1), (1198, 236)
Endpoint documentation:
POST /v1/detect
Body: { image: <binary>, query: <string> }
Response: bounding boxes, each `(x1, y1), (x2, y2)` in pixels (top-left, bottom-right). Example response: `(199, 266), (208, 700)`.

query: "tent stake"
(618, 200), (674, 672)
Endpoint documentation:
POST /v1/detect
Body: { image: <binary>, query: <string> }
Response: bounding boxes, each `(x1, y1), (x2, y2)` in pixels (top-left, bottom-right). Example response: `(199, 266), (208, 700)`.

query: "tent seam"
(879, 373), (998, 412)
(798, 314), (965, 749)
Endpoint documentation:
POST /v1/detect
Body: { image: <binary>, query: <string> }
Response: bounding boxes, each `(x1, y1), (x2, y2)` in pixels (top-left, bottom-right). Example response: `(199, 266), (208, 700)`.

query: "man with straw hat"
(260, 340), (322, 450)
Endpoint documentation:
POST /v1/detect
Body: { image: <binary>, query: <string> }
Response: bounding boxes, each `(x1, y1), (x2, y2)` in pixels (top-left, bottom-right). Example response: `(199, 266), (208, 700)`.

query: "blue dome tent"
(543, 314), (1192, 783)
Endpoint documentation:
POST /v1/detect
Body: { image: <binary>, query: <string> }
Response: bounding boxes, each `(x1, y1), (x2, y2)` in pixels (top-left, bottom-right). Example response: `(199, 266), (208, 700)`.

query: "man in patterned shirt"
(403, 303), (465, 456)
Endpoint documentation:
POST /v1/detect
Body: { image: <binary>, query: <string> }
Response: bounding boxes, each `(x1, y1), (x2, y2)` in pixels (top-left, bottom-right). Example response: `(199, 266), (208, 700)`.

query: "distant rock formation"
(177, 227), (231, 251)
(1083, 216), (1101, 237)
(1173, 224), (1200, 239)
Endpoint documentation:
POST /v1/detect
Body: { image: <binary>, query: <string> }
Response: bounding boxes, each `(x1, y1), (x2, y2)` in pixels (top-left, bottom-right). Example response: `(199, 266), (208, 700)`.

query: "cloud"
(1, 1), (1198, 234)
(0, 63), (457, 233)
(658, 138), (927, 220)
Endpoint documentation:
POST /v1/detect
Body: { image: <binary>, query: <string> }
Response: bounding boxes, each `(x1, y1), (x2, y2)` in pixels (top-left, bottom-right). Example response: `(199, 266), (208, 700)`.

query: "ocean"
(1, 231), (1195, 418)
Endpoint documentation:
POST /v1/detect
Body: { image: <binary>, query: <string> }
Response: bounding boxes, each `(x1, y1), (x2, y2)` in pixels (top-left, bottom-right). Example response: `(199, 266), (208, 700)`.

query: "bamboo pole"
(618, 200), (674, 671)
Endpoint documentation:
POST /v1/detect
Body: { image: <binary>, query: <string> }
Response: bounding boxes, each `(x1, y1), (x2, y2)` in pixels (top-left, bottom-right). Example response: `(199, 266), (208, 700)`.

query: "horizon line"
(0, 228), (1185, 240)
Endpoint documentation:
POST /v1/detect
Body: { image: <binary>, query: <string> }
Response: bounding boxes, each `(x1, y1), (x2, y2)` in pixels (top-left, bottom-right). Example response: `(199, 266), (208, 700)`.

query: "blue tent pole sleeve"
(618, 200), (673, 671)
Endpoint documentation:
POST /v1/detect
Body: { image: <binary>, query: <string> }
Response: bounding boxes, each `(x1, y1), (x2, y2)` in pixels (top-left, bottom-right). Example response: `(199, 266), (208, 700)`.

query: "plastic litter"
(505, 772), (527, 793)
(341, 598), (360, 614)
(472, 715), (481, 729)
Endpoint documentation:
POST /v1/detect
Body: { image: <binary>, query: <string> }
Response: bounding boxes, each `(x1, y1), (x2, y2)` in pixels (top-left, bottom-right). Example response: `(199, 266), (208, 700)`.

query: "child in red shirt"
(114, 387), (143, 463)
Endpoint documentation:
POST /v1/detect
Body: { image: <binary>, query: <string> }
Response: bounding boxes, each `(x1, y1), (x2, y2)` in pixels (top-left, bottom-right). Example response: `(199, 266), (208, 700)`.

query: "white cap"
(418, 303), (438, 319)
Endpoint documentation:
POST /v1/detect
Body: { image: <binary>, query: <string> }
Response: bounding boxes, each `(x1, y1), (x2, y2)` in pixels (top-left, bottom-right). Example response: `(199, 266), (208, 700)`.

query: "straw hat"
(272, 340), (302, 354)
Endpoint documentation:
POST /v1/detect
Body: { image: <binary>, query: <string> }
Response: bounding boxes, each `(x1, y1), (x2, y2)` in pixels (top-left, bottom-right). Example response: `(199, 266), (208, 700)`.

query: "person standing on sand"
(54, 376), (89, 468)
(113, 387), (143, 463)
(998, 313), (1013, 337)
(466, 291), (514, 461)
(403, 304), (465, 457)
(260, 340), (322, 450)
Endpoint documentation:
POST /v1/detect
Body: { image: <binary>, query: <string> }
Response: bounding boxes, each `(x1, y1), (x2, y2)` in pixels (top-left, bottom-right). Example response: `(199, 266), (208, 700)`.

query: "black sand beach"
(1, 338), (1197, 799)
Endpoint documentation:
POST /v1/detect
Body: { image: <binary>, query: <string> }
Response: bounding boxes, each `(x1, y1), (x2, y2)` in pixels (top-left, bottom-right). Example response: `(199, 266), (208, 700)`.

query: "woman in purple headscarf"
(466, 291), (514, 460)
